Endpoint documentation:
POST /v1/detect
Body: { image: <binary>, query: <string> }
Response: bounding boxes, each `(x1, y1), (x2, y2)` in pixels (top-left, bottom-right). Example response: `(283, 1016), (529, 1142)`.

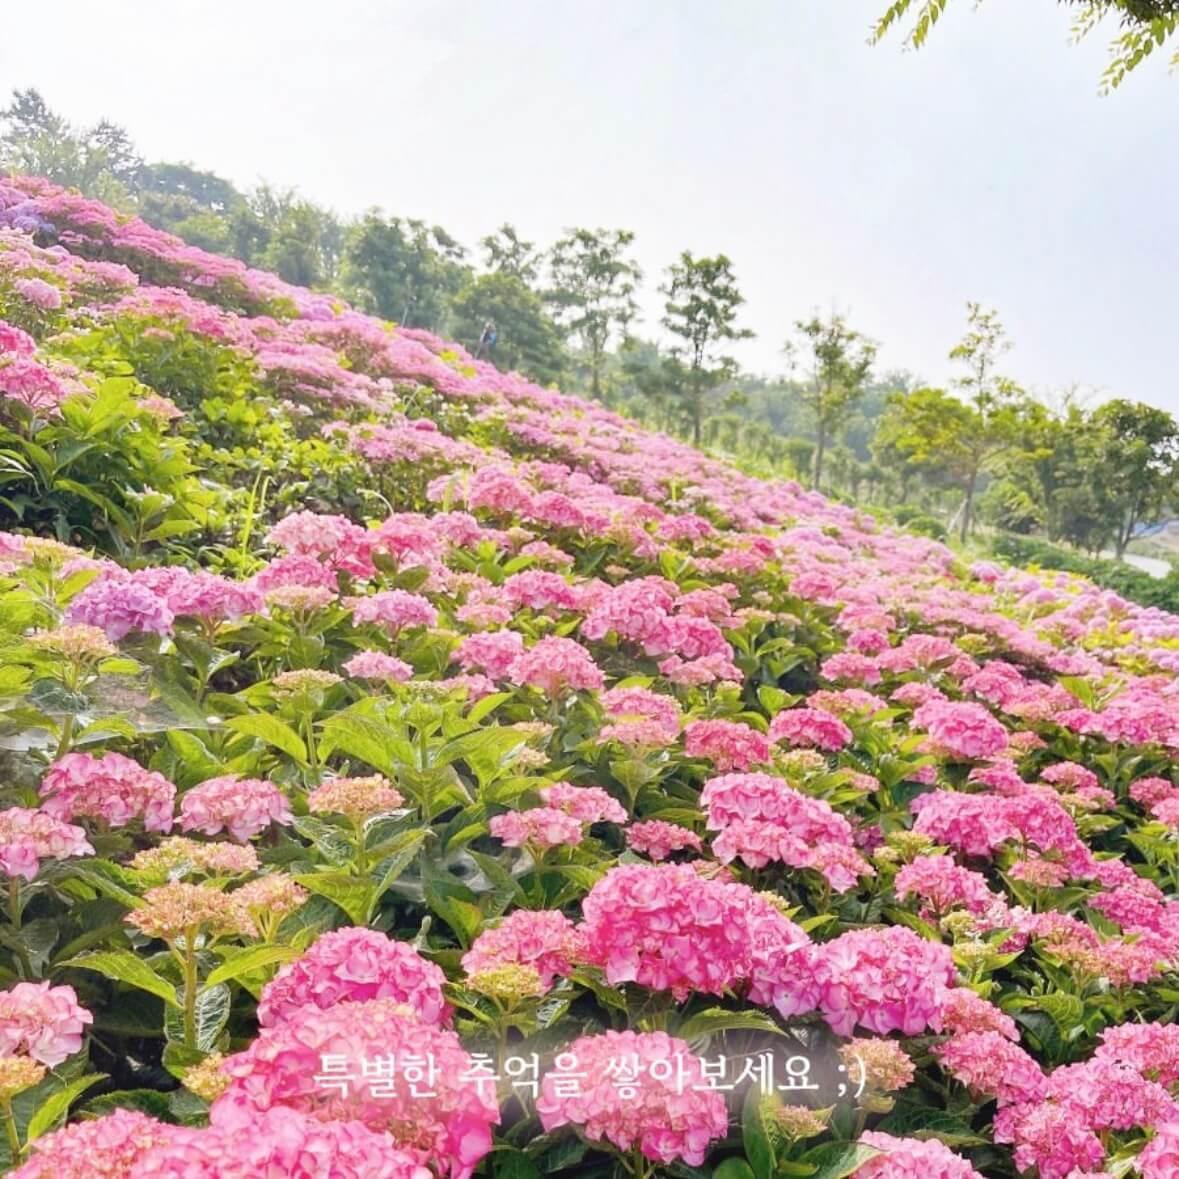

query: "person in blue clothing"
(475, 319), (497, 360)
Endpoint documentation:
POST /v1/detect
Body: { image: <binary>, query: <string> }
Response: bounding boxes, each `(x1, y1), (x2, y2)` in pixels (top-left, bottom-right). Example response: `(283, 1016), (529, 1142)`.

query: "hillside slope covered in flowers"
(2, 174), (1179, 1178)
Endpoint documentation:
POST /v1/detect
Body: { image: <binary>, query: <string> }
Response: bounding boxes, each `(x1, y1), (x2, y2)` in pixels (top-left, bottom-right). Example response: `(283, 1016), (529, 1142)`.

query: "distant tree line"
(4, 88), (1178, 564)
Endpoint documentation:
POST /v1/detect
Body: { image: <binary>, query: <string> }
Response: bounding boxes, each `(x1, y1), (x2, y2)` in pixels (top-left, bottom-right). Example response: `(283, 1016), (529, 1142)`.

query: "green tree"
(1086, 399), (1179, 558)
(0, 88), (139, 204)
(253, 185), (341, 288)
(481, 224), (541, 285)
(546, 228), (642, 401)
(875, 305), (1027, 542)
(870, 1), (1179, 91)
(785, 312), (876, 489)
(450, 272), (567, 385)
(659, 251), (754, 445)
(342, 213), (470, 329)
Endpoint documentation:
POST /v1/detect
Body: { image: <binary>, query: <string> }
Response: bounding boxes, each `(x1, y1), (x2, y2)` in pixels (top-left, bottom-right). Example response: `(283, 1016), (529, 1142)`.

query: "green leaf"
(423, 882), (484, 949)
(741, 1086), (776, 1179)
(64, 861), (143, 909)
(318, 713), (402, 777)
(25, 1073), (106, 1142)
(801, 1142), (881, 1179)
(162, 1040), (210, 1080)
(493, 1147), (541, 1179)
(225, 712), (307, 762)
(712, 1161), (757, 1179)
(875, 1106), (986, 1147)
(165, 984), (231, 1051)
(368, 829), (429, 917)
(83, 1088), (173, 1120)
(203, 944), (300, 989)
(61, 950), (178, 1007)
(467, 692), (511, 724)
(290, 815), (354, 866)
(677, 1007), (785, 1048)
(883, 906), (942, 941)
(294, 871), (375, 925)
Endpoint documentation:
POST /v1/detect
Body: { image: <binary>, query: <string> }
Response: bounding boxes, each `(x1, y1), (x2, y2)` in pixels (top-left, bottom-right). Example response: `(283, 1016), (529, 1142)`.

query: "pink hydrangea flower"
(137, 1104), (432, 1179)
(507, 636), (604, 695)
(939, 988), (1019, 1041)
(683, 718), (771, 771)
(490, 808), (583, 850)
(1094, 1021), (1179, 1086)
(599, 686), (681, 748)
(39, 751), (175, 832)
(14, 277), (62, 309)
(0, 981), (93, 1066)
(349, 589), (437, 633)
(64, 575), (174, 641)
(343, 650), (414, 682)
(461, 910), (586, 989)
(993, 1101), (1105, 1179)
(214, 999), (499, 1179)
(265, 511), (364, 559)
(9, 1108), (178, 1179)
(179, 776), (292, 842)
(0, 320), (37, 356)
(0, 807), (93, 880)
(767, 707), (853, 751)
(910, 791), (1018, 859)
(453, 630), (525, 680)
(1138, 1121), (1179, 1179)
(535, 1030), (728, 1166)
(894, 855), (996, 916)
(625, 820), (703, 861)
(580, 863), (805, 1001)
(911, 700), (1009, 760)
(934, 1031), (1047, 1105)
(539, 783), (627, 824)
(813, 926), (955, 1036)
(258, 928), (450, 1028)
(854, 1131), (984, 1178)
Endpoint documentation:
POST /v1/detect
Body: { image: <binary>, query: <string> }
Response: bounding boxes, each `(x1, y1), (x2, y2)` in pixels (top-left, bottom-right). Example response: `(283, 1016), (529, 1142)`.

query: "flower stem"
(7, 879), (32, 980)
(54, 713), (75, 760)
(1, 1097), (20, 1161)
(182, 936), (199, 1049)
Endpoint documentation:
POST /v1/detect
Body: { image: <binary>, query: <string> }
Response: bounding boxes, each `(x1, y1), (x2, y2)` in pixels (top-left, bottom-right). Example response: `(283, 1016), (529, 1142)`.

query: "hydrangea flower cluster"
(535, 1030), (728, 1166)
(39, 751), (176, 832)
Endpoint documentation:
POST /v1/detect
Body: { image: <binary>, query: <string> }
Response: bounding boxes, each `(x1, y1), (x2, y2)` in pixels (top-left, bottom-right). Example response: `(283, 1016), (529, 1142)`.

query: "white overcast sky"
(1, 0), (1176, 410)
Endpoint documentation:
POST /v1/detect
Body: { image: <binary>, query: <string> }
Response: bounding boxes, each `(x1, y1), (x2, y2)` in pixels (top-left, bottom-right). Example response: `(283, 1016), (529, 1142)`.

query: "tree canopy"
(871, 0), (1179, 90)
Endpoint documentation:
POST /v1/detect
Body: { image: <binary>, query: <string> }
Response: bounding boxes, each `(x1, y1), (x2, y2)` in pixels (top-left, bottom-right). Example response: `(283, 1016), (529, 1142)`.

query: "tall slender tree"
(659, 252), (754, 445)
(785, 313), (876, 489)
(546, 229), (642, 401)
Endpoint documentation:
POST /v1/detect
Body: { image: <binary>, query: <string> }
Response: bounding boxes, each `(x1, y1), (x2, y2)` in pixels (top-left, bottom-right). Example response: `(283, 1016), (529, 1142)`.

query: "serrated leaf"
(25, 1073), (105, 1141)
(875, 1106), (986, 1147)
(166, 983), (231, 1050)
(290, 815), (354, 866)
(294, 871), (375, 925)
(61, 950), (178, 1007)
(741, 1086), (775, 1179)
(493, 1146), (541, 1179)
(83, 1087), (173, 1119)
(225, 712), (307, 762)
(368, 829), (429, 918)
(203, 944), (300, 989)
(677, 1007), (785, 1047)
(802, 1142), (881, 1179)
(318, 713), (402, 777)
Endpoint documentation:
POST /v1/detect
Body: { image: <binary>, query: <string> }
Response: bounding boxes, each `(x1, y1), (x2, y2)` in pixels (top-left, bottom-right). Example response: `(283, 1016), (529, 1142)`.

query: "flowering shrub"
(2, 176), (1179, 1176)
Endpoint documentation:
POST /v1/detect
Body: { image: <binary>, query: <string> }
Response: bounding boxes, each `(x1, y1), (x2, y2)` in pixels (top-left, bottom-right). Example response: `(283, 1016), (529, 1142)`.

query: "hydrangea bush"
(0, 173), (1179, 1175)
